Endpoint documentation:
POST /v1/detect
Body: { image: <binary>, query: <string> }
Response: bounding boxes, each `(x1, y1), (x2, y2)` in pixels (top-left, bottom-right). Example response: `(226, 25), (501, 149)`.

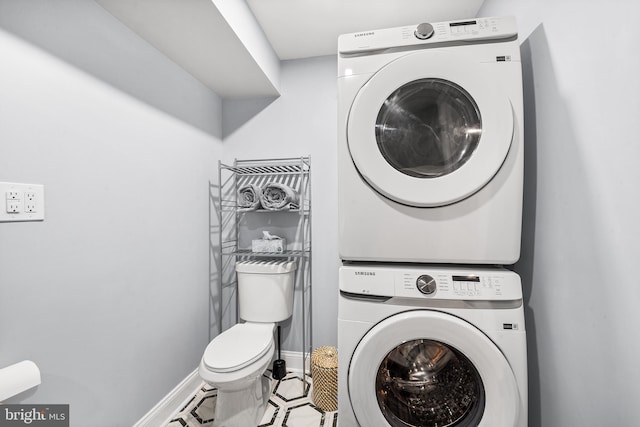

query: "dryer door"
(347, 50), (514, 207)
(348, 310), (520, 427)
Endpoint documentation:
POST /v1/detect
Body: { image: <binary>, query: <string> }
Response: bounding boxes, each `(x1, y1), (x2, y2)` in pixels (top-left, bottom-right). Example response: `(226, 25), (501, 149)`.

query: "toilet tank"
(235, 260), (297, 322)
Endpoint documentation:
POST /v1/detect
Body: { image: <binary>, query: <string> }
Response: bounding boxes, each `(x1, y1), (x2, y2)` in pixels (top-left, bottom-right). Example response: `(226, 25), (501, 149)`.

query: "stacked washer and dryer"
(336, 16), (527, 427)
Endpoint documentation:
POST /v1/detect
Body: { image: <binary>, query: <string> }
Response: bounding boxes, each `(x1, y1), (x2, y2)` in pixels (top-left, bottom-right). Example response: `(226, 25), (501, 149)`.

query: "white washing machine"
(338, 16), (524, 264)
(338, 264), (527, 426)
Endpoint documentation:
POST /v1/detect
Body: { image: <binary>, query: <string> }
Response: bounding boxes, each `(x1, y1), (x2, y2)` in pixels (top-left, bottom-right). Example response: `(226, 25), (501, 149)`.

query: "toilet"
(199, 260), (297, 427)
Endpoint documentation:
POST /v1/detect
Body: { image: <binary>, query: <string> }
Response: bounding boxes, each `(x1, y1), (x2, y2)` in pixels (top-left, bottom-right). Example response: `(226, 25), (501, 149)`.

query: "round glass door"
(347, 50), (514, 207)
(376, 339), (485, 427)
(348, 310), (520, 426)
(376, 79), (482, 179)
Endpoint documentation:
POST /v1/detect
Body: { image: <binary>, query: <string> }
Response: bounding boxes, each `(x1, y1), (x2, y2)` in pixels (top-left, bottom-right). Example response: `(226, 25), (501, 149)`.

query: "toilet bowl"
(199, 260), (297, 427)
(199, 323), (275, 427)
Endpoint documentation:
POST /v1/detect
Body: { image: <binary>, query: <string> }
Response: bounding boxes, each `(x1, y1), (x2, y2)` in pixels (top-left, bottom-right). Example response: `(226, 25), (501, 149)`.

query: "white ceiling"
(96, 0), (485, 98)
(247, 0), (485, 60)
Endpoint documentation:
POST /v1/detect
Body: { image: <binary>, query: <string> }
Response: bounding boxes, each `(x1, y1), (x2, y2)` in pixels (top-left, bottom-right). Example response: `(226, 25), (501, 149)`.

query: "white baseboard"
(279, 350), (310, 374)
(133, 369), (201, 427)
(133, 351), (309, 427)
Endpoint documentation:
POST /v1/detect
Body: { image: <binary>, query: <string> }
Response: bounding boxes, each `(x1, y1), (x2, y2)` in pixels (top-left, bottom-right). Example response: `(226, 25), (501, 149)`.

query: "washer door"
(347, 50), (514, 207)
(348, 311), (520, 427)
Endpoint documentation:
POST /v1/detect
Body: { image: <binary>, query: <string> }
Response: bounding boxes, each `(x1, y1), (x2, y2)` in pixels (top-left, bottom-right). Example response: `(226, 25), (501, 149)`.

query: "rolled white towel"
(237, 184), (262, 211)
(260, 182), (299, 211)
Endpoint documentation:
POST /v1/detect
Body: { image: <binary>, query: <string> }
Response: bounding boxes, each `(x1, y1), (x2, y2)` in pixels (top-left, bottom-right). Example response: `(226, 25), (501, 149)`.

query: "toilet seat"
(203, 323), (274, 373)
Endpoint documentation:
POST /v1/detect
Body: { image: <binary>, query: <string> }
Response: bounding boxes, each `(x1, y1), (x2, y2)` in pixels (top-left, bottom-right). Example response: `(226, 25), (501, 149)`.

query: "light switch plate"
(0, 182), (45, 222)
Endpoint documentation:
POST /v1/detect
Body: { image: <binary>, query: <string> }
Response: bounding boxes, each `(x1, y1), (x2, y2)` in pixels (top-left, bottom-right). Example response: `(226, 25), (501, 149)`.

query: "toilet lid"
(203, 323), (274, 373)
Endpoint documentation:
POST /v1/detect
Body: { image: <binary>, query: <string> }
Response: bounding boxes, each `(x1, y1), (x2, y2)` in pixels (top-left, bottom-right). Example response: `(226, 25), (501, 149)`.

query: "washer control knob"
(415, 23), (435, 40)
(416, 275), (437, 294)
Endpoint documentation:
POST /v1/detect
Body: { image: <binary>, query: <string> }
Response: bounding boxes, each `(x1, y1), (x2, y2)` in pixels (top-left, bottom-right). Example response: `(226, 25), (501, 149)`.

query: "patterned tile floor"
(166, 370), (338, 427)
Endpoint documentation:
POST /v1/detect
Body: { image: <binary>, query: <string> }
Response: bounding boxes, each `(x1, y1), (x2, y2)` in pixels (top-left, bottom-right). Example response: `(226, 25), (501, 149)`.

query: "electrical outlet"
(6, 200), (21, 213)
(24, 191), (36, 212)
(0, 182), (44, 222)
(6, 190), (20, 200)
(5, 189), (22, 213)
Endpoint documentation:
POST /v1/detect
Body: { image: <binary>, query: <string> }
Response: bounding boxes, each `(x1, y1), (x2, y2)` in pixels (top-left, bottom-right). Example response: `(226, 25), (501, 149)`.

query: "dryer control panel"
(340, 265), (522, 301)
(339, 16), (517, 55)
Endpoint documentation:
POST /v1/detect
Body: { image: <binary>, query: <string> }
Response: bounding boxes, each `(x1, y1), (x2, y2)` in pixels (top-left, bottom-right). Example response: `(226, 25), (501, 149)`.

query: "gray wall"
(0, 0), (222, 137)
(479, 1), (640, 426)
(0, 2), (222, 426)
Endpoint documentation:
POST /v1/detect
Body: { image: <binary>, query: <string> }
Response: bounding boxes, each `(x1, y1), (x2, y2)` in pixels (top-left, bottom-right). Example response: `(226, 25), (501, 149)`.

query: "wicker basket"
(311, 346), (338, 411)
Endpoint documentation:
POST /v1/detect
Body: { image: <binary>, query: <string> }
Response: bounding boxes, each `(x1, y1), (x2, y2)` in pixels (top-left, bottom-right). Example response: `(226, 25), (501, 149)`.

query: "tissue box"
(251, 238), (286, 253)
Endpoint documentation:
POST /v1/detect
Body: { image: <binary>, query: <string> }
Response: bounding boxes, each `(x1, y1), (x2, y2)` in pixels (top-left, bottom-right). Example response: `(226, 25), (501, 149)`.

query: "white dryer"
(338, 16), (524, 264)
(338, 264), (527, 427)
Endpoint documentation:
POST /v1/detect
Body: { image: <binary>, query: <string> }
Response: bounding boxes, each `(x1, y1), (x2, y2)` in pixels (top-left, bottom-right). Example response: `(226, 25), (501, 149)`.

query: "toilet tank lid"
(236, 260), (297, 274)
(203, 323), (274, 373)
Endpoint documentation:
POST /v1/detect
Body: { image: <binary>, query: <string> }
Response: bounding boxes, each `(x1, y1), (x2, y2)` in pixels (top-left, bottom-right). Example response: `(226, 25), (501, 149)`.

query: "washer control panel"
(339, 265), (521, 301)
(397, 271), (514, 299)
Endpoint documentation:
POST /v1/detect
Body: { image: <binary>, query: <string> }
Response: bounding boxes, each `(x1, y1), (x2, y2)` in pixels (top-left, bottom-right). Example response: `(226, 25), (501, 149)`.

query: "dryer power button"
(416, 275), (437, 294)
(414, 23), (435, 40)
